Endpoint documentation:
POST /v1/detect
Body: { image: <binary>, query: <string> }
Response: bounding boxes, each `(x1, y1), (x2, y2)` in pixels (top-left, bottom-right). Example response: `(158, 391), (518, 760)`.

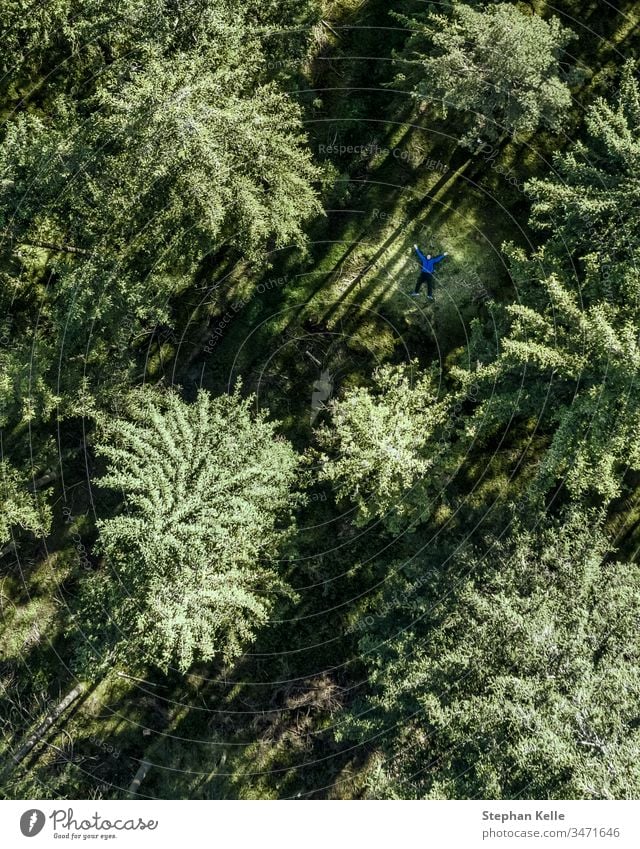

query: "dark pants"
(414, 271), (434, 296)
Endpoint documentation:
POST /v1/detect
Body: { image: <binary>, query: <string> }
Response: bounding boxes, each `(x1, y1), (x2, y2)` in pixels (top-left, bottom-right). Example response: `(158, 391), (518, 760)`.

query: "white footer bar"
(1, 800), (638, 848)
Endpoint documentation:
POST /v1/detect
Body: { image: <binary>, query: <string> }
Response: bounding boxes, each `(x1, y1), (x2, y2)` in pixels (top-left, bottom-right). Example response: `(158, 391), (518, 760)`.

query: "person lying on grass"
(410, 244), (449, 300)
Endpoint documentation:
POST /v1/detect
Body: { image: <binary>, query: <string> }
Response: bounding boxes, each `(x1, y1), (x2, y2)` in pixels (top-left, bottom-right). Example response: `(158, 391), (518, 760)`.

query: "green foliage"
(1, 0), (320, 94)
(0, 0), (70, 79)
(74, 387), (298, 673)
(458, 66), (640, 502)
(526, 61), (640, 295)
(3, 0), (640, 804)
(396, 3), (575, 146)
(90, 52), (321, 264)
(0, 1), (321, 425)
(1, 49), (320, 276)
(0, 459), (50, 545)
(343, 512), (640, 799)
(318, 363), (448, 532)
(458, 253), (640, 502)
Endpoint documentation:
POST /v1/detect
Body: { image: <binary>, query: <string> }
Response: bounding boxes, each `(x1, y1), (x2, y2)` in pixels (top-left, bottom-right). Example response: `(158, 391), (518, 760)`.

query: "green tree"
(0, 459), (50, 547)
(0, 0), (320, 98)
(396, 3), (575, 146)
(526, 61), (640, 300)
(458, 251), (640, 502)
(0, 7), (321, 424)
(0, 53), (320, 297)
(0, 0), (70, 82)
(74, 387), (298, 673)
(457, 66), (640, 502)
(318, 364), (448, 532)
(341, 512), (640, 799)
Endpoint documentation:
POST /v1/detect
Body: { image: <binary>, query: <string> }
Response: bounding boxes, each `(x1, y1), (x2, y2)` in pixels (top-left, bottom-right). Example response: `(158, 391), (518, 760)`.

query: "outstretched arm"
(433, 252), (449, 265)
(414, 244), (427, 264)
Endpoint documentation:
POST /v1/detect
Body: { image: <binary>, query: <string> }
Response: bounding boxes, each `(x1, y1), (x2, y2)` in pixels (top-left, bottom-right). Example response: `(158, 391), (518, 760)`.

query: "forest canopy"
(1, 0), (639, 804)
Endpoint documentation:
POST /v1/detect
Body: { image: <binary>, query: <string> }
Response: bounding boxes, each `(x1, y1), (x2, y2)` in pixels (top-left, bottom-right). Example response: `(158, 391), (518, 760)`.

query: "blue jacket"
(415, 246), (445, 274)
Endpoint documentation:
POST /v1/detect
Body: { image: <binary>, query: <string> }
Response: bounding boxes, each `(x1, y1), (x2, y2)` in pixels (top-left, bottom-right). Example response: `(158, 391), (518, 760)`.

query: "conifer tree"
(0, 13), (322, 425)
(75, 387), (298, 673)
(0, 459), (50, 547)
(458, 248), (640, 502)
(458, 65), (640, 502)
(526, 61), (640, 297)
(318, 364), (448, 532)
(342, 513), (640, 799)
(395, 3), (575, 146)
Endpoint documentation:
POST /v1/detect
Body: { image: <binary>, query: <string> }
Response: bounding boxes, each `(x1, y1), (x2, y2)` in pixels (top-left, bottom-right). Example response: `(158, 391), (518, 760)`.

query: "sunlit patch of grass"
(29, 552), (75, 595)
(0, 594), (60, 660)
(345, 319), (397, 360)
